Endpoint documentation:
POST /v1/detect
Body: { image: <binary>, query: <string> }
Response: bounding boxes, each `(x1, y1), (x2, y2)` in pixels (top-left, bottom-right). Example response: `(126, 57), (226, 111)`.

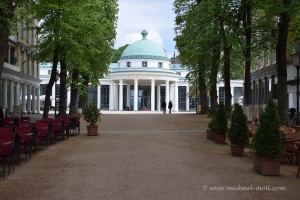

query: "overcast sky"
(115, 0), (176, 58)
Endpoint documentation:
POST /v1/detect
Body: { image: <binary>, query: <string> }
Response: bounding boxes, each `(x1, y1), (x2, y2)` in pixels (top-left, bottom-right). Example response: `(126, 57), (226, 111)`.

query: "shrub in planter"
(253, 98), (283, 175)
(228, 104), (249, 156)
(207, 114), (217, 141)
(83, 102), (102, 136)
(214, 103), (228, 143)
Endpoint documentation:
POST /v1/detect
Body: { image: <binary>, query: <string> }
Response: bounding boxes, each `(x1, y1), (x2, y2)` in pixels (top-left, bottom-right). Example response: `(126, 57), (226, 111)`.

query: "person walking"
(161, 101), (166, 114)
(168, 100), (173, 114)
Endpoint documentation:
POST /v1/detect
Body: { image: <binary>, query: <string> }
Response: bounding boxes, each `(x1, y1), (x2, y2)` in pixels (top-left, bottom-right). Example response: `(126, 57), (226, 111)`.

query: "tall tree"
(111, 44), (129, 63)
(30, 0), (118, 118)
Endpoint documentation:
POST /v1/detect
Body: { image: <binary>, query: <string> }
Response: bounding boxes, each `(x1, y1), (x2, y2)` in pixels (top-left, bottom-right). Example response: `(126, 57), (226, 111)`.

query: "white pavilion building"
(40, 30), (244, 112)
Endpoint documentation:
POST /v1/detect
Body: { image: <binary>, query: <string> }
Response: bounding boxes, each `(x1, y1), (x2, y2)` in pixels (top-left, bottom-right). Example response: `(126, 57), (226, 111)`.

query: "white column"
(9, 80), (14, 113)
(186, 85), (190, 111)
(127, 84), (131, 109)
(151, 79), (155, 111)
(119, 80), (123, 111)
(67, 87), (71, 110)
(32, 86), (37, 113)
(97, 85), (101, 109)
(37, 87), (40, 114)
(15, 82), (20, 106)
(174, 82), (178, 112)
(22, 84), (27, 113)
(27, 85), (32, 113)
(170, 83), (174, 105)
(166, 80), (170, 104)
(217, 86), (220, 104)
(3, 79), (8, 109)
(134, 79), (138, 111)
(109, 81), (114, 110)
(157, 85), (161, 111)
(114, 83), (118, 110)
(51, 83), (55, 107)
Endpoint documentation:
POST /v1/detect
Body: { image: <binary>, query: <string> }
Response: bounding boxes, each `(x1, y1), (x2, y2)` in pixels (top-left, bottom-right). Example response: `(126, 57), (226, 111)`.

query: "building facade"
(251, 42), (299, 110)
(40, 30), (244, 112)
(0, 18), (41, 115)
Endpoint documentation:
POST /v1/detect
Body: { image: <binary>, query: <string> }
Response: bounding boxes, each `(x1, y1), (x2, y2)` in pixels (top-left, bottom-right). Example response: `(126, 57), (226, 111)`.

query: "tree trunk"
(69, 68), (79, 115)
(43, 43), (60, 119)
(78, 74), (89, 109)
(276, 0), (291, 125)
(209, 45), (220, 115)
(224, 45), (232, 115)
(198, 65), (208, 113)
(58, 50), (67, 116)
(243, 0), (252, 105)
(0, 0), (14, 78)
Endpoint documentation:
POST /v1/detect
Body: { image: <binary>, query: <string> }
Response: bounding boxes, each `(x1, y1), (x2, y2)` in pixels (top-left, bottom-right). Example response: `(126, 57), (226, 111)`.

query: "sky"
(115, 0), (176, 58)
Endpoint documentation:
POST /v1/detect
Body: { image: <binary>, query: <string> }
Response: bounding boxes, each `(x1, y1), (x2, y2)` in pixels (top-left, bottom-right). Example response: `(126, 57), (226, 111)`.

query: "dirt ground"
(0, 112), (299, 200)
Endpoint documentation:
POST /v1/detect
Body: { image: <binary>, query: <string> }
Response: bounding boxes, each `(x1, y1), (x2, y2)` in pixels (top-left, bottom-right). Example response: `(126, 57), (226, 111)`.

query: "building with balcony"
(0, 18), (41, 115)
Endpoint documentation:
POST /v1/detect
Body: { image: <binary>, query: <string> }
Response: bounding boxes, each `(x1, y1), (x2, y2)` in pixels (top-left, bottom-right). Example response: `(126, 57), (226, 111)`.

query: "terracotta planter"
(87, 125), (99, 136)
(230, 144), (245, 156)
(216, 134), (226, 144)
(206, 129), (216, 141)
(253, 157), (281, 176)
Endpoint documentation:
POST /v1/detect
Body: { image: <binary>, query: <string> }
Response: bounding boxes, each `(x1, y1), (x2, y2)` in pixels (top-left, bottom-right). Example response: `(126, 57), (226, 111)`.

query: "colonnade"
(1, 78), (40, 115)
(108, 79), (190, 112)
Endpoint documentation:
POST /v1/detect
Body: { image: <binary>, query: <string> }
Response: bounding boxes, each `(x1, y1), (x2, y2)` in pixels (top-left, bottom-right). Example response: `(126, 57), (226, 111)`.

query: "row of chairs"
(0, 126), (35, 180)
(0, 115), (80, 180)
(0, 116), (31, 127)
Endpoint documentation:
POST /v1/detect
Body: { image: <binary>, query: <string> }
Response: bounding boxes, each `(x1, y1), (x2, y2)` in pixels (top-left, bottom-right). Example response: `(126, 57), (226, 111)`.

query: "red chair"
(35, 121), (50, 149)
(20, 117), (30, 123)
(3, 117), (14, 126)
(15, 126), (32, 161)
(52, 119), (65, 140)
(58, 116), (70, 139)
(0, 127), (13, 134)
(0, 133), (13, 180)
(68, 116), (80, 135)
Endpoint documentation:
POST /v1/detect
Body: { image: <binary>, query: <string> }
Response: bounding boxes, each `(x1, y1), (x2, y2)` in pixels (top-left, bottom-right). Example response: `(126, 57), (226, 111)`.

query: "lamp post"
(292, 42), (300, 124)
(54, 71), (60, 118)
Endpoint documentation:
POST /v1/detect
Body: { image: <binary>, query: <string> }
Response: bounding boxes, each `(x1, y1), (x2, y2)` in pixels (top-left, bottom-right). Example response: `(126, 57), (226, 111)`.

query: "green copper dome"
(120, 30), (169, 61)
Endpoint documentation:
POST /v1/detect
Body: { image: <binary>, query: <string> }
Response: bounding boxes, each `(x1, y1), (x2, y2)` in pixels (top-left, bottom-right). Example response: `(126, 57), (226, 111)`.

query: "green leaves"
(253, 98), (283, 159)
(228, 104), (249, 146)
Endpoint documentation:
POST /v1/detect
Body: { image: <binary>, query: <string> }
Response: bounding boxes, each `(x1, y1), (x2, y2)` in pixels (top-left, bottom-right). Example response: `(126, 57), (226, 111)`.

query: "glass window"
(219, 87), (225, 105)
(21, 51), (24, 73)
(233, 87), (243, 104)
(101, 85), (109, 109)
(158, 62), (163, 68)
(10, 46), (16, 65)
(27, 54), (30, 74)
(142, 61), (147, 67)
(31, 29), (35, 45)
(31, 60), (35, 76)
(178, 86), (186, 110)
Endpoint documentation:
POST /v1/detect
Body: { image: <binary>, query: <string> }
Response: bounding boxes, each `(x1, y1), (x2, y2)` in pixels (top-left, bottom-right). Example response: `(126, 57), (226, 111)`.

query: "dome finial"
(141, 30), (148, 40)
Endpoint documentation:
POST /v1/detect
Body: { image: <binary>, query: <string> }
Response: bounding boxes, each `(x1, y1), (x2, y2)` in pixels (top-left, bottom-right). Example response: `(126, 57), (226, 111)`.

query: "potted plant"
(207, 112), (217, 141)
(253, 98), (283, 176)
(83, 102), (102, 136)
(214, 103), (228, 144)
(228, 104), (249, 156)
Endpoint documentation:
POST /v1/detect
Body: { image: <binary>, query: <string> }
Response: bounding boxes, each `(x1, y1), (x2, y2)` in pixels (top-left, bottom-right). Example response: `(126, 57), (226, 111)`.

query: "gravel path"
(0, 113), (299, 200)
